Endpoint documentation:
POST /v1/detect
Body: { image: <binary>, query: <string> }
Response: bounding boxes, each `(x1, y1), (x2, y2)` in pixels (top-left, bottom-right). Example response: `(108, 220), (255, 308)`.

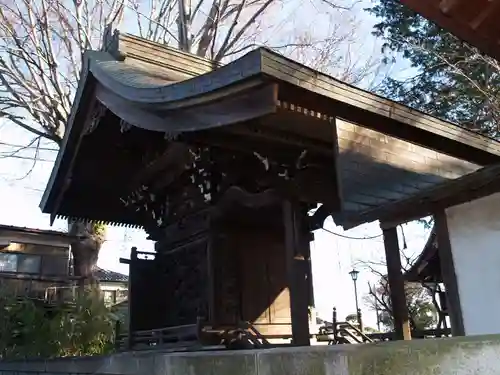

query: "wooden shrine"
(123, 202), (313, 348)
(40, 30), (500, 349)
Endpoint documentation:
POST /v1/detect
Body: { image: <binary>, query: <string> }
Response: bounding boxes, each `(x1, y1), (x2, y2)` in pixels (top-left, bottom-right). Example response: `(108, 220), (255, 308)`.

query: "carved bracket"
(85, 101), (107, 135)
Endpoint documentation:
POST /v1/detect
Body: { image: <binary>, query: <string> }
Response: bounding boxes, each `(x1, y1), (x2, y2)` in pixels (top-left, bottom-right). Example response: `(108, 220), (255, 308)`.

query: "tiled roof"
(0, 224), (75, 238)
(95, 267), (128, 282)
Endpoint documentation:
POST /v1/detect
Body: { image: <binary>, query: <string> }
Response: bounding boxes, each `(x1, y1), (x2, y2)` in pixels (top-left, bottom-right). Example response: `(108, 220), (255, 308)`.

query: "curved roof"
(39, 32), (500, 228)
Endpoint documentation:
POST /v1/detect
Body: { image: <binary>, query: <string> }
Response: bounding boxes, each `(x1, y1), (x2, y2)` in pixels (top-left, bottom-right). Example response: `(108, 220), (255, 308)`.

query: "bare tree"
(359, 249), (439, 333)
(0, 0), (383, 283)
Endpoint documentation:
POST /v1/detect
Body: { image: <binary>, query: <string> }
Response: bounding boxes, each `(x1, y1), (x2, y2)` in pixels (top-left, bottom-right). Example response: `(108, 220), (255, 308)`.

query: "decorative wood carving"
(84, 101), (107, 135)
(161, 240), (210, 326)
(119, 119), (132, 133)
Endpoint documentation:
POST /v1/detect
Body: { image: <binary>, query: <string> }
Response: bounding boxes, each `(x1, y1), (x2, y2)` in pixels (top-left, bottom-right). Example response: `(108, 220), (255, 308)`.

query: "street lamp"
(349, 269), (362, 331)
(349, 268), (360, 312)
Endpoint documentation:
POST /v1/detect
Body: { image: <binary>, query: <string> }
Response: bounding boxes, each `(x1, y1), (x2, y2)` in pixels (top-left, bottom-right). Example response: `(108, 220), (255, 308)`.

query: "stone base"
(3, 335), (500, 375)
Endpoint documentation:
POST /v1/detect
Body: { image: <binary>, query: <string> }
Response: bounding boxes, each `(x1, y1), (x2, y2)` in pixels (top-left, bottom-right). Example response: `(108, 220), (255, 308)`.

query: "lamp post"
(349, 269), (360, 312)
(349, 268), (362, 332)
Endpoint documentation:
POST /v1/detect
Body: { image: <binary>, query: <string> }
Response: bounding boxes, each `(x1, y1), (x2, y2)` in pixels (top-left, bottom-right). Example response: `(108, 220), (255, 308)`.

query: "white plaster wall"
(446, 191), (500, 335)
(100, 281), (128, 291)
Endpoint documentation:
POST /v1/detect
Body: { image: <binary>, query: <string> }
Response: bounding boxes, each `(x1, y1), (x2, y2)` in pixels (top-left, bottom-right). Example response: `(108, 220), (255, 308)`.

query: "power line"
(1, 183), (44, 193)
(321, 226), (383, 240)
(0, 154), (55, 162)
(0, 141), (58, 152)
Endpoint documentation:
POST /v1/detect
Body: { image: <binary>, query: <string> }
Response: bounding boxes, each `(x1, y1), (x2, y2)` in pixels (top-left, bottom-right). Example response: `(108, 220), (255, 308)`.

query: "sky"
(0, 0), (430, 329)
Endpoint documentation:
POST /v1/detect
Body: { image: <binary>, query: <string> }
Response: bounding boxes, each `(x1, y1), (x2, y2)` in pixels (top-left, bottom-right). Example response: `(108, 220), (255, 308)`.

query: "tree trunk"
(68, 221), (105, 288)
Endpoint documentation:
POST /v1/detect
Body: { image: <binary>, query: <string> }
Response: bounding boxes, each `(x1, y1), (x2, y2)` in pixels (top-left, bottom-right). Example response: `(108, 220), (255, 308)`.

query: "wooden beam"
(214, 186), (280, 213)
(206, 236), (216, 327)
(283, 200), (310, 346)
(128, 142), (191, 191)
(114, 33), (221, 77)
(382, 226), (411, 341)
(266, 56), (500, 164)
(434, 211), (465, 336)
(308, 117), (342, 230)
(328, 116), (343, 218)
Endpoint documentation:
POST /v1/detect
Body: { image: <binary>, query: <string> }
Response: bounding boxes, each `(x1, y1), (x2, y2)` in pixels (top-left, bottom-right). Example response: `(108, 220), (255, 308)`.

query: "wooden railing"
(317, 323), (452, 344)
(367, 328), (452, 341)
(118, 320), (320, 351)
(0, 272), (77, 301)
(116, 322), (202, 351)
(337, 321), (373, 344)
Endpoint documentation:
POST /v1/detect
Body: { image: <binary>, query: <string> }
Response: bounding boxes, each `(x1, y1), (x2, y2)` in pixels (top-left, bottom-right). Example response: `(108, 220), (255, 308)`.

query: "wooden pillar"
(382, 226), (411, 340)
(434, 211), (465, 336)
(283, 200), (310, 346)
(127, 246), (137, 350)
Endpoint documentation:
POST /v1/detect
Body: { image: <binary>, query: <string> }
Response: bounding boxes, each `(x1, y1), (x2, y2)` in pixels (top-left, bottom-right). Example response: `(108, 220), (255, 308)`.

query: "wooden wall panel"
(211, 206), (300, 338)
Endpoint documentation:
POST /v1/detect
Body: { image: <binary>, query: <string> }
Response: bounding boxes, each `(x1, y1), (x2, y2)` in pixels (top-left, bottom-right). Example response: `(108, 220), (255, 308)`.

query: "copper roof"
(39, 32), (500, 229)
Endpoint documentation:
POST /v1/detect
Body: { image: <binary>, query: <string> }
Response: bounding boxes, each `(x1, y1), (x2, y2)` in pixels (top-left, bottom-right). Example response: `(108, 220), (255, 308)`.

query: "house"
(0, 224), (128, 305)
(95, 267), (128, 306)
(0, 224), (74, 299)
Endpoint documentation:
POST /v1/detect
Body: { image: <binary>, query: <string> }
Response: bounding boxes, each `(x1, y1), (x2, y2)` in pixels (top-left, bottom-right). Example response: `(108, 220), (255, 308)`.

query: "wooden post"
(283, 200), (310, 346)
(332, 307), (338, 342)
(127, 246), (137, 350)
(434, 211), (465, 336)
(114, 319), (121, 350)
(382, 226), (411, 340)
(357, 308), (364, 334)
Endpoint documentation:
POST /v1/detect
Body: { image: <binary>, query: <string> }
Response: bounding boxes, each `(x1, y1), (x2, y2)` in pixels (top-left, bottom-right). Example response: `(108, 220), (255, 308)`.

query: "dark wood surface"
(383, 226), (412, 341)
(126, 203), (314, 348)
(283, 201), (311, 346)
(435, 211), (465, 336)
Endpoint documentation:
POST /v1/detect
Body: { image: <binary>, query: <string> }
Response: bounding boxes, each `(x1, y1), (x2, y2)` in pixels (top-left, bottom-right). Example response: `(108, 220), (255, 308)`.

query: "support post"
(382, 226), (411, 340)
(357, 308), (364, 334)
(332, 307), (338, 341)
(283, 200), (310, 346)
(127, 246), (137, 350)
(434, 211), (465, 336)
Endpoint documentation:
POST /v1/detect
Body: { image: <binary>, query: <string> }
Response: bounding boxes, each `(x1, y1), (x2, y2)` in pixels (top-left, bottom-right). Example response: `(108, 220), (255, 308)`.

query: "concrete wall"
(2, 335), (500, 375)
(446, 192), (500, 336)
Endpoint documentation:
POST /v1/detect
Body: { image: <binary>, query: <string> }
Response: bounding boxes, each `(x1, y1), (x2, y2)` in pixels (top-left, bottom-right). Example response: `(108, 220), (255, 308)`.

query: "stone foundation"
(2, 335), (500, 375)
